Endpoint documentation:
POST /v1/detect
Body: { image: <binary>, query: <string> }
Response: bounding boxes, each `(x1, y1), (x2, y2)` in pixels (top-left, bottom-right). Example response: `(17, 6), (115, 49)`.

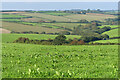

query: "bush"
(70, 40), (85, 45)
(53, 35), (67, 45)
(41, 32), (46, 34)
(13, 37), (29, 43)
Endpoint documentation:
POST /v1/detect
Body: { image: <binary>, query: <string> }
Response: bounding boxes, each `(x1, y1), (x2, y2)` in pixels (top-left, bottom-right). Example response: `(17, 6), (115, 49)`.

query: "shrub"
(41, 32), (46, 34)
(53, 35), (67, 45)
(70, 40), (85, 45)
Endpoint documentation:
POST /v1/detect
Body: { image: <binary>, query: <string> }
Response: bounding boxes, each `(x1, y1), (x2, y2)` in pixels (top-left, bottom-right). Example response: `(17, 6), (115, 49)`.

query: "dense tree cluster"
(94, 26), (111, 34)
(13, 35), (119, 45)
(53, 35), (67, 45)
(72, 24), (111, 35)
(81, 34), (109, 42)
(11, 31), (60, 35)
(13, 34), (114, 45)
(13, 35), (85, 45)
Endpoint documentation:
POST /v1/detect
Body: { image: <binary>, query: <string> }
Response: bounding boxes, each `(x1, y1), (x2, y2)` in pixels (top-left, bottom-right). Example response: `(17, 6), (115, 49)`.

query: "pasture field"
(21, 17), (51, 22)
(19, 22), (37, 26)
(0, 19), (21, 22)
(2, 43), (118, 78)
(1, 21), (87, 31)
(64, 13), (116, 21)
(2, 34), (81, 43)
(98, 25), (119, 28)
(46, 23), (86, 29)
(37, 23), (63, 29)
(19, 12), (117, 22)
(20, 12), (77, 22)
(102, 28), (119, 38)
(1, 22), (64, 33)
(44, 12), (72, 16)
(93, 39), (119, 43)
(1, 14), (28, 18)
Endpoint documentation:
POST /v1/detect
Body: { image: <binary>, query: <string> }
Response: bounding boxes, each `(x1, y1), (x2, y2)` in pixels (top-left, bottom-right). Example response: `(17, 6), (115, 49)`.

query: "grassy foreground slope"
(2, 34), (81, 43)
(2, 43), (118, 78)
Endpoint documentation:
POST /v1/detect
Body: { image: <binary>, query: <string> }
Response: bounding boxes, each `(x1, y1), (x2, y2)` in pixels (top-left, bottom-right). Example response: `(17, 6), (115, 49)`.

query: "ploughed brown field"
(0, 28), (11, 33)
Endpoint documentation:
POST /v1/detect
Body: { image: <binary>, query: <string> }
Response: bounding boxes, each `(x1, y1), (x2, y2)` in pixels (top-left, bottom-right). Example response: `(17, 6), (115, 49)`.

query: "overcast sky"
(1, 0), (119, 2)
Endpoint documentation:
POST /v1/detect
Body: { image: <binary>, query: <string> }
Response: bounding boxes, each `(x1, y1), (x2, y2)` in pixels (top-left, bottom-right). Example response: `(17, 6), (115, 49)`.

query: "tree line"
(13, 34), (119, 45)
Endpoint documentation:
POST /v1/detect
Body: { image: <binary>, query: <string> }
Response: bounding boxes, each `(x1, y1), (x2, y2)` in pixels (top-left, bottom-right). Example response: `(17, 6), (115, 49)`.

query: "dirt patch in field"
(0, 28), (11, 33)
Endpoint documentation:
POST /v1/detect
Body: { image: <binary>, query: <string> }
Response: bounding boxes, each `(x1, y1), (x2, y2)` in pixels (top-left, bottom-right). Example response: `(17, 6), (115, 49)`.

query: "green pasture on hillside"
(102, 28), (119, 38)
(98, 25), (119, 28)
(45, 12), (72, 16)
(2, 14), (29, 18)
(0, 19), (21, 22)
(93, 39), (119, 43)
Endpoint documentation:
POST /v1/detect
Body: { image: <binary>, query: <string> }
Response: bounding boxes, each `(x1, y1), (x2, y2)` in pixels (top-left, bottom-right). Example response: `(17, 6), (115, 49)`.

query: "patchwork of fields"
(20, 12), (117, 22)
(1, 11), (119, 78)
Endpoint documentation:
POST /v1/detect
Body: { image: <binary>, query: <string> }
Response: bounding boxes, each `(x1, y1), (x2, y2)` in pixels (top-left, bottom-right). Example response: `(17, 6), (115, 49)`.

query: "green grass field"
(102, 28), (119, 38)
(0, 19), (21, 22)
(21, 17), (51, 22)
(98, 25), (119, 28)
(2, 34), (81, 43)
(47, 23), (86, 29)
(19, 22), (37, 26)
(2, 43), (118, 78)
(37, 23), (63, 29)
(45, 12), (72, 16)
(1, 14), (29, 18)
(93, 39), (119, 43)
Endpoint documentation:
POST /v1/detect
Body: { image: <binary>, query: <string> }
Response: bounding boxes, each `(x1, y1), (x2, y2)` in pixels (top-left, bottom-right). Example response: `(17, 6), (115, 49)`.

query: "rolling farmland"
(19, 12), (77, 22)
(1, 10), (119, 78)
